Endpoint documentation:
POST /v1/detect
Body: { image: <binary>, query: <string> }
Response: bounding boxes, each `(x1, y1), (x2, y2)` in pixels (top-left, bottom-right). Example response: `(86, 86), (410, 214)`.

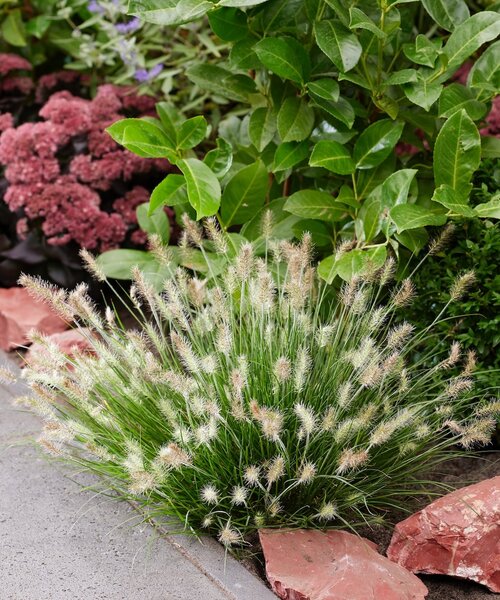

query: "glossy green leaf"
(25, 15), (51, 38)
(230, 39), (261, 69)
(277, 97), (315, 142)
(284, 190), (346, 222)
(432, 184), (475, 216)
(438, 83), (487, 120)
(149, 174), (188, 214)
(443, 12), (500, 74)
(311, 96), (355, 128)
(254, 37), (311, 84)
(353, 119), (404, 169)
(307, 79), (340, 102)
(403, 35), (440, 67)
(390, 204), (447, 232)
(204, 138), (233, 178)
(468, 41), (500, 99)
(218, 0), (270, 6)
(420, 0), (469, 32)
(186, 64), (256, 102)
(155, 103), (182, 146)
(240, 198), (301, 250)
(395, 229), (429, 253)
(292, 220), (332, 247)
(111, 120), (176, 159)
(176, 116), (207, 150)
(318, 246), (387, 283)
(315, 19), (362, 72)
(137, 203), (170, 243)
(434, 109), (481, 197)
(208, 7), (248, 41)
(349, 7), (385, 39)
(273, 141), (310, 172)
(128, 0), (213, 25)
(481, 136), (500, 159)
(385, 69), (418, 85)
(249, 107), (277, 152)
(403, 80), (443, 111)
(474, 196), (500, 219)
(96, 249), (173, 289)
(2, 10), (26, 46)
(221, 161), (268, 227)
(178, 158), (221, 219)
(309, 140), (355, 174)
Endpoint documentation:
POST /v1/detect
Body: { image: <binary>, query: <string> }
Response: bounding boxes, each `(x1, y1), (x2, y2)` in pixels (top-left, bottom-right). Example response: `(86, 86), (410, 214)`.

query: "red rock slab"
(259, 529), (428, 600)
(25, 328), (95, 365)
(0, 287), (67, 350)
(387, 476), (500, 592)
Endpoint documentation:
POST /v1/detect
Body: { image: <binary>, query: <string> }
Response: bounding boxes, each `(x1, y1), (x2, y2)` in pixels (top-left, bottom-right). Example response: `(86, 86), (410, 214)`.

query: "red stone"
(387, 477), (500, 592)
(0, 287), (67, 351)
(259, 529), (428, 600)
(25, 328), (94, 364)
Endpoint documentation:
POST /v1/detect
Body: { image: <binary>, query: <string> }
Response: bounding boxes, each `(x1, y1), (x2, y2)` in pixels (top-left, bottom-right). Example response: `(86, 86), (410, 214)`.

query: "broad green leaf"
(240, 198), (301, 250)
(311, 95), (355, 128)
(128, 0), (213, 25)
(284, 190), (346, 222)
(249, 107), (277, 152)
(432, 184), (475, 217)
(349, 7), (385, 39)
(221, 160), (268, 226)
(186, 64), (256, 102)
(481, 136), (500, 159)
(403, 80), (443, 111)
(96, 249), (173, 289)
(374, 95), (399, 119)
(292, 220), (332, 247)
(178, 158), (221, 219)
(403, 34), (439, 67)
(336, 185), (359, 209)
(177, 248), (226, 278)
(395, 229), (429, 253)
(120, 122), (177, 159)
(218, 0), (270, 5)
(474, 196), (500, 219)
(204, 138), (233, 177)
(136, 203), (170, 243)
(208, 7), (248, 41)
(155, 103), (182, 146)
(353, 119), (404, 169)
(230, 39), (261, 69)
(420, 0), (469, 32)
(438, 83), (487, 120)
(25, 15), (51, 38)
(176, 116), (207, 150)
(254, 37), (311, 84)
(309, 140), (355, 174)
(307, 79), (340, 102)
(277, 97), (315, 142)
(385, 69), (418, 85)
(318, 246), (387, 283)
(468, 41), (500, 100)
(443, 12), (500, 74)
(315, 19), (362, 72)
(324, 0), (350, 26)
(434, 109), (481, 197)
(390, 204), (447, 232)
(273, 141), (310, 172)
(149, 174), (188, 214)
(380, 169), (418, 207)
(2, 10), (26, 46)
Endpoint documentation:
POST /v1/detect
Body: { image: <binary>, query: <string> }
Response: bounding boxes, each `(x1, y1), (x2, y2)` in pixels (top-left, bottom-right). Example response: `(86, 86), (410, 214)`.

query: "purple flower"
(88, 0), (105, 14)
(115, 18), (141, 34)
(134, 64), (163, 83)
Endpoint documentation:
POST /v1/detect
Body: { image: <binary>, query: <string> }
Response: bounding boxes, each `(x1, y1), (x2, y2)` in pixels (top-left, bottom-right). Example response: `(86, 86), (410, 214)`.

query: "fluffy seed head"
(266, 456), (286, 485)
(317, 502), (337, 521)
(429, 223), (455, 255)
(244, 465), (260, 486)
(387, 322), (414, 349)
(294, 403), (316, 436)
(450, 271), (476, 301)
(80, 249), (106, 282)
(337, 448), (369, 474)
(392, 279), (415, 307)
(218, 524), (241, 547)
(157, 443), (191, 468)
(201, 484), (219, 505)
(231, 485), (249, 505)
(298, 462), (317, 484)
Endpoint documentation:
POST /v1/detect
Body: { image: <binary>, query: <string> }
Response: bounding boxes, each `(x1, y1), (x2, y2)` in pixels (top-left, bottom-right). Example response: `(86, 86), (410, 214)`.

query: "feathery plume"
(337, 448), (369, 474)
(243, 465), (260, 487)
(204, 217), (228, 254)
(218, 523), (241, 546)
(231, 485), (248, 505)
(449, 271), (476, 301)
(80, 249), (106, 282)
(294, 347), (311, 393)
(392, 279), (415, 307)
(429, 223), (455, 255)
(201, 484), (219, 505)
(297, 462), (316, 484)
(266, 456), (286, 485)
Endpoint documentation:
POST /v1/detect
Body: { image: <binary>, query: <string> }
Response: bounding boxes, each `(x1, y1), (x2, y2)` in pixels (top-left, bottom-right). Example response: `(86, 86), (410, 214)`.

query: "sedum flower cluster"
(0, 84), (170, 251)
(13, 224), (498, 544)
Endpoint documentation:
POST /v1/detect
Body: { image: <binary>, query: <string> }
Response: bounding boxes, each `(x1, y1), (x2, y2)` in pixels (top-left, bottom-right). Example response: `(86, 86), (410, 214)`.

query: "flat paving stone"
(0, 352), (274, 600)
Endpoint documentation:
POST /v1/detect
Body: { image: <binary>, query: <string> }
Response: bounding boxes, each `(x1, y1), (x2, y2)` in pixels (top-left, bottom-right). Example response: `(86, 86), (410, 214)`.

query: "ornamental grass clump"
(14, 223), (497, 544)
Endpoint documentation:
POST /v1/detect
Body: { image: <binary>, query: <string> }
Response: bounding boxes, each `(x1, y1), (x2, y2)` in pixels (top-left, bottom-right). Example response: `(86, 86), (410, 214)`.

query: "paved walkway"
(0, 352), (274, 600)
